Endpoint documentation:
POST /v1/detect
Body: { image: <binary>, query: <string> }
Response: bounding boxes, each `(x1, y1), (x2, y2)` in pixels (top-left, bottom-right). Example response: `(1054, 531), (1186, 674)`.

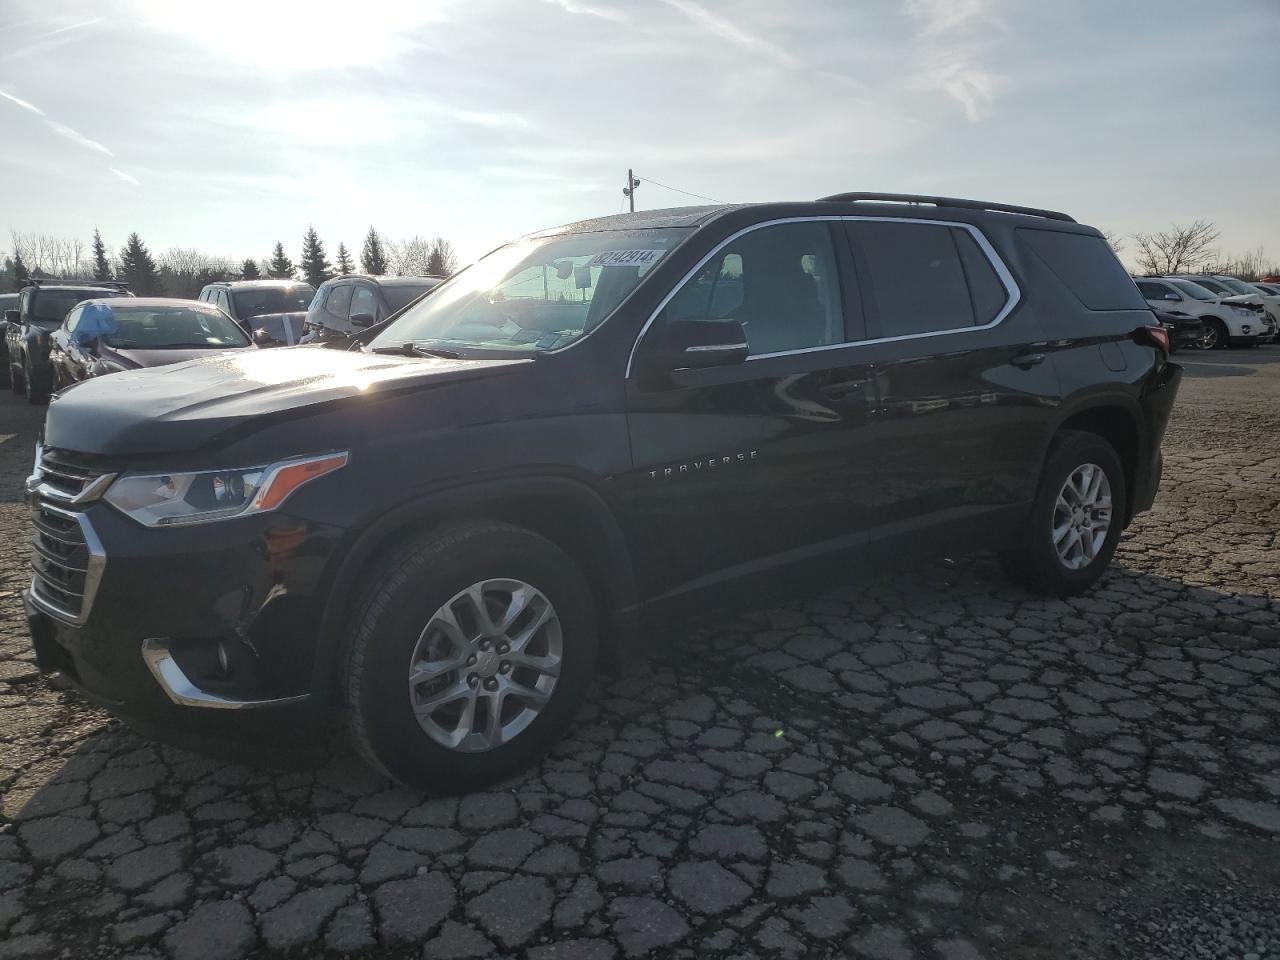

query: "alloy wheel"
(1052, 463), (1112, 571)
(407, 578), (562, 752)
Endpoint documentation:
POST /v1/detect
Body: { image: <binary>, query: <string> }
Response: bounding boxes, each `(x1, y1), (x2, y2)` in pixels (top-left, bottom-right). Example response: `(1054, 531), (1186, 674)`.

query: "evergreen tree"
(118, 233), (161, 294)
(267, 242), (295, 280)
(12, 250), (29, 291)
(91, 228), (112, 281)
(335, 242), (354, 275)
(361, 227), (387, 275)
(299, 226), (332, 287)
(241, 259), (261, 280)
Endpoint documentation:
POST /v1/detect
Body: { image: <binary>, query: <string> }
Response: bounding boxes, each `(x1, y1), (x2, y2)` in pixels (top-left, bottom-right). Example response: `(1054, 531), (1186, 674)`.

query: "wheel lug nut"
(499, 662), (511, 674)
(478, 639), (490, 651)
(483, 678), (498, 691)
(466, 655), (477, 666)
(497, 642), (509, 654)
(467, 674), (478, 687)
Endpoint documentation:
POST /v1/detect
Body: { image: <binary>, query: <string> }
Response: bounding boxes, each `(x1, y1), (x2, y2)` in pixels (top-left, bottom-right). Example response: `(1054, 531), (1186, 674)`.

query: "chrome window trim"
(624, 214), (1022, 377)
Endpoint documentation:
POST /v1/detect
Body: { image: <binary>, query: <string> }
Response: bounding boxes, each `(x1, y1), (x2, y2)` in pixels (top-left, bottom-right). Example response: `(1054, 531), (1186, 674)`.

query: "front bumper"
(24, 488), (346, 737)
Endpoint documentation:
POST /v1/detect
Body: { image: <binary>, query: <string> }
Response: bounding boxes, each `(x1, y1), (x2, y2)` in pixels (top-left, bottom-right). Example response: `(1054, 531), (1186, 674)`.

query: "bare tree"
(9, 230), (90, 277)
(159, 247), (235, 298)
(1132, 220), (1220, 276)
(1208, 246), (1279, 282)
(1101, 230), (1125, 257)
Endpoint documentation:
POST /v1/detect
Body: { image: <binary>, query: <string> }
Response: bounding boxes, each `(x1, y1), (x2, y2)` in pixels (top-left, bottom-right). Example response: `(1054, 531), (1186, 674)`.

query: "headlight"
(104, 452), (348, 527)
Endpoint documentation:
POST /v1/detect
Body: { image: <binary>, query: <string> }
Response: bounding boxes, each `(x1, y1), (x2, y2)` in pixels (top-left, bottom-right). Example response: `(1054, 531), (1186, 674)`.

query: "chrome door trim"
(624, 214), (1022, 377)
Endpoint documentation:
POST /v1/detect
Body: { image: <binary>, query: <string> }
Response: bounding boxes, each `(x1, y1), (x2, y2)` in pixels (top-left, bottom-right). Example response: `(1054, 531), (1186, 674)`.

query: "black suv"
(197, 279), (315, 346)
(5, 279), (132, 402)
(24, 194), (1181, 792)
(302, 274), (444, 343)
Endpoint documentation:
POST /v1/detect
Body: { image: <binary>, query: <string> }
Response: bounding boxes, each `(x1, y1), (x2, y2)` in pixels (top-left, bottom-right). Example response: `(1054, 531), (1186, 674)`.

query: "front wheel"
(1000, 430), (1127, 597)
(344, 521), (597, 793)
(23, 357), (46, 404)
(1199, 318), (1227, 350)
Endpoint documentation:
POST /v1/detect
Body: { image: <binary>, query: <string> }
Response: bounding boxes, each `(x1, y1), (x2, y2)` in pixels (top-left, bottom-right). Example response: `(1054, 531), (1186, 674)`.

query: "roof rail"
(24, 277), (130, 290)
(818, 192), (1076, 223)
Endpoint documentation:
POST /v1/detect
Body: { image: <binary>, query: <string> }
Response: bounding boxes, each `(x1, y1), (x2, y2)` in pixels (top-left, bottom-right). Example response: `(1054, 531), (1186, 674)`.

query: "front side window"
(1167, 279), (1216, 301)
(848, 221), (981, 336)
(373, 228), (688, 356)
(350, 285), (378, 319)
(326, 284), (353, 318)
(661, 221), (843, 356)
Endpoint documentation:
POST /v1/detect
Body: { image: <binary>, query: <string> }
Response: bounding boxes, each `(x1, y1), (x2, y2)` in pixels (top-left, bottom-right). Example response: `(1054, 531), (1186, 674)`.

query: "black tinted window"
(350, 285), (377, 319)
(1019, 229), (1145, 310)
(326, 284), (353, 317)
(952, 228), (1006, 323)
(848, 221), (975, 336)
(1137, 281), (1170, 300)
(663, 221), (843, 356)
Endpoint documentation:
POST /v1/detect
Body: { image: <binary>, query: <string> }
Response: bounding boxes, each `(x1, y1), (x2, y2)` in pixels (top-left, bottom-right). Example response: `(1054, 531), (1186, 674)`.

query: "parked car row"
(1, 272), (445, 402)
(1134, 274), (1279, 350)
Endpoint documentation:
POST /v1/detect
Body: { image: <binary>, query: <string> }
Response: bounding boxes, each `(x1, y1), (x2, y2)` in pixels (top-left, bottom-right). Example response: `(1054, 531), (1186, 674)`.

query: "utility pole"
(623, 169), (640, 213)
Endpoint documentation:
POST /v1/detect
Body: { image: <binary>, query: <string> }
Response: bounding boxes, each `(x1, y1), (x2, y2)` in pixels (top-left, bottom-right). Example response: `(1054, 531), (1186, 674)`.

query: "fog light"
(216, 642), (231, 675)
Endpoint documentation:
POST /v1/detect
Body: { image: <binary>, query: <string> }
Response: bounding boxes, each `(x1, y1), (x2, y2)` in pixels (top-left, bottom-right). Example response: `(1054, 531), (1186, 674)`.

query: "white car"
(1167, 274), (1275, 342)
(1134, 277), (1263, 349)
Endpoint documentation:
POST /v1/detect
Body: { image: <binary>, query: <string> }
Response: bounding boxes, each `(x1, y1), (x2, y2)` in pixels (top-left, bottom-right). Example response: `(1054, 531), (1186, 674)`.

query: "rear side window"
(1019, 229), (1145, 310)
(847, 221), (977, 336)
(1137, 281), (1172, 300)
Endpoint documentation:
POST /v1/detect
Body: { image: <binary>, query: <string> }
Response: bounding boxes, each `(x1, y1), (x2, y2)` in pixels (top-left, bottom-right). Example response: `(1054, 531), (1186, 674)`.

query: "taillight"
(1132, 325), (1169, 355)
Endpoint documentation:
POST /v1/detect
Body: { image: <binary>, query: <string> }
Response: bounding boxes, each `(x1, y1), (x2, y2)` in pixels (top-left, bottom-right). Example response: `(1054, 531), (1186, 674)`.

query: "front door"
(622, 219), (880, 601)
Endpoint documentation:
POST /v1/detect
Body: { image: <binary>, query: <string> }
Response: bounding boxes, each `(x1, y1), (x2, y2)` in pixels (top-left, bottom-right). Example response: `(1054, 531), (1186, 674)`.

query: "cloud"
(655, 0), (802, 70)
(904, 0), (1009, 122)
(29, 17), (103, 41)
(47, 121), (113, 156)
(0, 90), (45, 116)
(109, 167), (141, 186)
(541, 0), (628, 24)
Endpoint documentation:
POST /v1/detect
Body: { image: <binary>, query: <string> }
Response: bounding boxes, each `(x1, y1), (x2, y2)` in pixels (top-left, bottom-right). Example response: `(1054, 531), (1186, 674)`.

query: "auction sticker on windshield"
(587, 249), (667, 268)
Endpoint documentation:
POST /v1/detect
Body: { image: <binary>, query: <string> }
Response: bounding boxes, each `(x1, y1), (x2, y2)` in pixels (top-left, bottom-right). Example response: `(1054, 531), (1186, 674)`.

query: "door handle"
(1011, 352), (1046, 369)
(817, 380), (866, 400)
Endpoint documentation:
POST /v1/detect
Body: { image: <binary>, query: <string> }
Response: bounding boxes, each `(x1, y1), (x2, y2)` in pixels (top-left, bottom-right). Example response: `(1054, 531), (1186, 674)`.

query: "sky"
(1, 0), (1277, 271)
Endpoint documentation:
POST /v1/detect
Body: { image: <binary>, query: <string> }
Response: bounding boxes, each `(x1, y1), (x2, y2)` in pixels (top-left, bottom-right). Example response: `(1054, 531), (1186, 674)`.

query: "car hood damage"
(46, 346), (530, 454)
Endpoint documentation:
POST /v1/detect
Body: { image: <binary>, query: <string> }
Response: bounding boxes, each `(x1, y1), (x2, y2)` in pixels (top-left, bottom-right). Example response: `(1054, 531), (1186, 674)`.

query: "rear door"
(844, 217), (1057, 537)
(623, 218), (880, 600)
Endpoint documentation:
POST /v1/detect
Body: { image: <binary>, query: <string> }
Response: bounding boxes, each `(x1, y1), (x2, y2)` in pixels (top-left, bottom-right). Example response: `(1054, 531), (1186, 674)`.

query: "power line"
(635, 175), (723, 205)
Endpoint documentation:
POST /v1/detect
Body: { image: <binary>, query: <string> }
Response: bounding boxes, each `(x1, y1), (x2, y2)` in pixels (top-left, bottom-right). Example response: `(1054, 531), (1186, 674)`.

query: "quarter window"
(846, 221), (982, 336)
(661, 221), (844, 356)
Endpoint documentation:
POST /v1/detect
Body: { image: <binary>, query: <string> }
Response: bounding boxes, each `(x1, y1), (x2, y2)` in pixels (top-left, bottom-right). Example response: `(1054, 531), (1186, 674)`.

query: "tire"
(344, 520), (597, 793)
(999, 430), (1127, 598)
(1200, 318), (1227, 350)
(23, 357), (46, 404)
(0, 353), (8, 390)
(9, 358), (22, 394)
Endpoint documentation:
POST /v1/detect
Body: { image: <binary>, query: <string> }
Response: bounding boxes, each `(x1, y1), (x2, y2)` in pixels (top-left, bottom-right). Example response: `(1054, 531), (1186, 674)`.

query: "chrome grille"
(27, 446), (109, 624)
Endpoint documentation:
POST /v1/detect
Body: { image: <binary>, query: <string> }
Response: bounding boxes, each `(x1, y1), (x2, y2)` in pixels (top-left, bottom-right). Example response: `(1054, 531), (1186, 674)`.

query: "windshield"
(370, 229), (688, 355)
(33, 289), (125, 324)
(1167, 279), (1217, 300)
(1216, 277), (1256, 295)
(1186, 277), (1229, 295)
(383, 280), (442, 314)
(104, 305), (251, 349)
(232, 285), (315, 318)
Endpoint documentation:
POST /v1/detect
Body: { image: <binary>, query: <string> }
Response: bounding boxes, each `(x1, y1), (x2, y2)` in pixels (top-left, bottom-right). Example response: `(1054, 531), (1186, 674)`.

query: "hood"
(104, 344), (254, 369)
(46, 346), (531, 455)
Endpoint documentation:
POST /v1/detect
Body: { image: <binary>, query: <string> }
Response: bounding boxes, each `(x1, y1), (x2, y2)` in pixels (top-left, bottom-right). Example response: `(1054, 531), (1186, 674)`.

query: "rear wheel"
(344, 521), (597, 793)
(23, 356), (45, 404)
(1000, 430), (1126, 597)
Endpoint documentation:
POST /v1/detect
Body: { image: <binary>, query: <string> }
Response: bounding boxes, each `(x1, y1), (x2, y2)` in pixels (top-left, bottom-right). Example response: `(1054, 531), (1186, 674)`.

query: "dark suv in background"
(197, 279), (315, 346)
(302, 274), (444, 343)
(6, 279), (132, 402)
(24, 194), (1180, 793)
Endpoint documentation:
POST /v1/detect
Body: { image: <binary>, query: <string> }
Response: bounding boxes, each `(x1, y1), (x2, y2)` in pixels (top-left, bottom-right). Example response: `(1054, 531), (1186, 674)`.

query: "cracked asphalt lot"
(2, 349), (1279, 960)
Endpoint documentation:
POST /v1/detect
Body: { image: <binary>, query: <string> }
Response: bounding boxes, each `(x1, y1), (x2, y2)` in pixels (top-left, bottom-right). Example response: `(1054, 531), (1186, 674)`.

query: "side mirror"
(643, 318), (749, 372)
(1163, 292), (1181, 302)
(253, 329), (273, 346)
(4, 310), (17, 323)
(349, 312), (376, 328)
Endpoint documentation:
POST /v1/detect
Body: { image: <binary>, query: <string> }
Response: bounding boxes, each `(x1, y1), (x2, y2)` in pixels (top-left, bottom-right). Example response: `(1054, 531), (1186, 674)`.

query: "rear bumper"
(1132, 361), (1182, 518)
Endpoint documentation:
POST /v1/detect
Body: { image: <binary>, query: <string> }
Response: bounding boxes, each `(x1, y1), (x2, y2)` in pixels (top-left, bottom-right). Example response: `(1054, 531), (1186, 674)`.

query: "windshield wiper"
(371, 343), (461, 359)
